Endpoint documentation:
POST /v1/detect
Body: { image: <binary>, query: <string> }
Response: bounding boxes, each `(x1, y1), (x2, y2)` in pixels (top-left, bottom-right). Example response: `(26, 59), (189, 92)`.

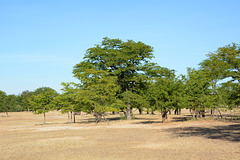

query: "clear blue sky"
(0, 0), (239, 95)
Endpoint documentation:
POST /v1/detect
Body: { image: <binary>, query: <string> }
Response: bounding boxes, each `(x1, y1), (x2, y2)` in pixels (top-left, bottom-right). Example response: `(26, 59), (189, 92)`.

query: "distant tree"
(30, 87), (58, 124)
(19, 90), (34, 111)
(1, 94), (19, 116)
(0, 90), (7, 115)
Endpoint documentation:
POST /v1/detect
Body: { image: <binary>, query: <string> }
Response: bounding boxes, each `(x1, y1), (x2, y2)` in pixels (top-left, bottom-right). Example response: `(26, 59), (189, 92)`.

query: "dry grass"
(0, 109), (239, 160)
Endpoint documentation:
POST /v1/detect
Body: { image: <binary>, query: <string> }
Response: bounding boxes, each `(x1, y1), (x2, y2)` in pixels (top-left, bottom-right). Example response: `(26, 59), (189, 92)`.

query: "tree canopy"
(73, 37), (155, 120)
(1, 40), (239, 123)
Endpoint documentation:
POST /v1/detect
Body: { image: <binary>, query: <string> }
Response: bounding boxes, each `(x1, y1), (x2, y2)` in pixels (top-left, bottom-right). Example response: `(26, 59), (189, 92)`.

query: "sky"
(0, 0), (240, 95)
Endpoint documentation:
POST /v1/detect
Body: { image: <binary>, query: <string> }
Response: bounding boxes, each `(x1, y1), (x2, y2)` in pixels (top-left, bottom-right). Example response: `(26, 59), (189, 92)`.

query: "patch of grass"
(119, 113), (126, 120)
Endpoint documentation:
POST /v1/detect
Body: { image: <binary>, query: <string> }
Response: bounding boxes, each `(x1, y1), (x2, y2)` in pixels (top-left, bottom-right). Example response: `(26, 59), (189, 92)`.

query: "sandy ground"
(0, 110), (239, 160)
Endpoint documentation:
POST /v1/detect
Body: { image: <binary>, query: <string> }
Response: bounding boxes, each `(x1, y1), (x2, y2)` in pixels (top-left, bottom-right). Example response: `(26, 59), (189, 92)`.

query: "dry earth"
(0, 110), (239, 160)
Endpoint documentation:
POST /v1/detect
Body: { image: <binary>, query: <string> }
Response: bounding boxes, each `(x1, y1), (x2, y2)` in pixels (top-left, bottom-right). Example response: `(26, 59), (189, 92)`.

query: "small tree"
(183, 68), (212, 119)
(30, 87), (58, 124)
(53, 82), (82, 123)
(75, 70), (121, 123)
(146, 68), (181, 122)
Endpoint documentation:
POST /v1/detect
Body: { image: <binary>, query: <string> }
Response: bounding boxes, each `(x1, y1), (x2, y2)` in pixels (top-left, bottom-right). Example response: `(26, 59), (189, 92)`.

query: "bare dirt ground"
(0, 109), (239, 160)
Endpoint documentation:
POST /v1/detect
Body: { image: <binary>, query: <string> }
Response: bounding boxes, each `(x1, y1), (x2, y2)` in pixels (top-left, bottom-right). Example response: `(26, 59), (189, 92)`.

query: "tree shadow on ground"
(135, 120), (162, 124)
(73, 116), (121, 124)
(35, 123), (63, 126)
(71, 114), (161, 124)
(135, 115), (192, 124)
(166, 124), (240, 142)
(170, 115), (192, 122)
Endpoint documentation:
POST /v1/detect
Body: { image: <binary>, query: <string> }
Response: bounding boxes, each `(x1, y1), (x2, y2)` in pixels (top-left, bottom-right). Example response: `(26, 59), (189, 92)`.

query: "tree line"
(0, 38), (239, 124)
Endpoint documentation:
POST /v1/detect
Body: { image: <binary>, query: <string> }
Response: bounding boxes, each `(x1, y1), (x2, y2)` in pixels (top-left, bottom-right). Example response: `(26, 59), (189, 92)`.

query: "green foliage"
(1, 39), (239, 123)
(218, 82), (240, 110)
(0, 90), (7, 113)
(183, 68), (213, 118)
(19, 90), (34, 111)
(54, 82), (80, 114)
(78, 72), (120, 113)
(146, 68), (183, 122)
(73, 37), (154, 92)
(200, 43), (240, 82)
(72, 37), (155, 120)
(0, 91), (20, 115)
(31, 87), (58, 114)
(28, 87), (58, 124)
(60, 70), (121, 123)
(119, 113), (126, 120)
(120, 90), (146, 110)
(200, 43), (240, 114)
(4, 95), (20, 112)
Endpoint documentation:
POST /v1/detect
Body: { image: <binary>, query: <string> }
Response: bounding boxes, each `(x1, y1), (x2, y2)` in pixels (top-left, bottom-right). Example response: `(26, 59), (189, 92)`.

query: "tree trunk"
(200, 110), (205, 119)
(71, 111), (73, 123)
(230, 110), (233, 121)
(73, 112), (76, 123)
(125, 87), (133, 120)
(179, 108), (181, 115)
(162, 111), (168, 123)
(202, 111), (205, 118)
(190, 109), (197, 120)
(211, 109), (215, 117)
(190, 109), (194, 119)
(94, 112), (102, 123)
(43, 112), (46, 125)
(195, 110), (198, 120)
(68, 112), (70, 123)
(126, 92), (132, 120)
(139, 108), (142, 114)
(126, 106), (131, 120)
(217, 109), (223, 119)
(6, 112), (8, 117)
(123, 111), (127, 118)
(174, 109), (178, 115)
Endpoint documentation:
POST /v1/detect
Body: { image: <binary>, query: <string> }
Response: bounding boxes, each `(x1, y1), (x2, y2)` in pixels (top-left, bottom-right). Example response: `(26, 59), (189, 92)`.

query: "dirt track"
(0, 111), (239, 160)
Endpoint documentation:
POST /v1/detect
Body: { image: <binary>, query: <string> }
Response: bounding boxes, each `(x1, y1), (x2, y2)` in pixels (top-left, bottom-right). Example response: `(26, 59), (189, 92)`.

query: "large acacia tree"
(200, 43), (240, 115)
(73, 37), (154, 119)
